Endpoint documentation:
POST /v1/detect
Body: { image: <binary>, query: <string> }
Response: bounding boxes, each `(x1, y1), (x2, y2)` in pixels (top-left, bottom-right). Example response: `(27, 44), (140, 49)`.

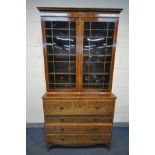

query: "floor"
(26, 127), (129, 155)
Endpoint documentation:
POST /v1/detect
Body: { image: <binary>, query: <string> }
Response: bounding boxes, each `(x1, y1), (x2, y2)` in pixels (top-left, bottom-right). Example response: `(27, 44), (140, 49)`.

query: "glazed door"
(42, 18), (78, 91)
(81, 18), (118, 92)
(42, 16), (118, 92)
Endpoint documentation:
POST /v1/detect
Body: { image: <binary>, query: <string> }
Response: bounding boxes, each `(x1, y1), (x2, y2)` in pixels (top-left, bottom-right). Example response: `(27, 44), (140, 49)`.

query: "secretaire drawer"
(47, 134), (112, 145)
(45, 123), (112, 134)
(45, 115), (113, 123)
(43, 100), (115, 115)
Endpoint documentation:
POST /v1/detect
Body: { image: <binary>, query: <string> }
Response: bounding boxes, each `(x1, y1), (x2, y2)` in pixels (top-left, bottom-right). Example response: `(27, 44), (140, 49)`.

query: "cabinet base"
(46, 143), (112, 151)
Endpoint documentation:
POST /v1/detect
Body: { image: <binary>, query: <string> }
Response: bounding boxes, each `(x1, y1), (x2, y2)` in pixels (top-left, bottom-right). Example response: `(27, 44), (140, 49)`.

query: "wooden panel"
(47, 134), (112, 145)
(45, 115), (113, 123)
(45, 123), (112, 134)
(43, 100), (115, 115)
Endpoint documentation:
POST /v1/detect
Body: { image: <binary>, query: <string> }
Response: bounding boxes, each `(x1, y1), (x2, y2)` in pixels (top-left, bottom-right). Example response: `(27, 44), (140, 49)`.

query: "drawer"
(45, 115), (113, 123)
(43, 100), (115, 115)
(47, 134), (112, 145)
(45, 123), (112, 134)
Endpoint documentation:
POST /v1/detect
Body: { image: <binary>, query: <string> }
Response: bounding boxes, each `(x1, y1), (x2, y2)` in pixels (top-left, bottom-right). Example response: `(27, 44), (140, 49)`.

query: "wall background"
(26, 0), (129, 123)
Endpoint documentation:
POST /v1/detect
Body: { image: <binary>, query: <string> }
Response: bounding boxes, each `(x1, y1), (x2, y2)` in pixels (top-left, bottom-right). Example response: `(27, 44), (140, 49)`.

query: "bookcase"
(38, 7), (122, 150)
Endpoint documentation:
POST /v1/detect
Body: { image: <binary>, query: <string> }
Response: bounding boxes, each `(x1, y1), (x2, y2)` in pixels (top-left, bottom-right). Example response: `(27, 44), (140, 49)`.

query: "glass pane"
(84, 22), (90, 29)
(83, 21), (115, 90)
(52, 21), (69, 29)
(70, 62), (76, 73)
(54, 62), (69, 72)
(89, 63), (104, 73)
(105, 63), (111, 74)
(48, 74), (54, 83)
(45, 21), (51, 28)
(89, 74), (104, 83)
(90, 56), (106, 62)
(91, 30), (107, 38)
(70, 38), (76, 54)
(83, 63), (88, 73)
(45, 29), (52, 36)
(91, 22), (107, 29)
(55, 74), (69, 83)
(109, 22), (115, 29)
(70, 75), (76, 83)
(46, 45), (54, 54)
(108, 30), (114, 37)
(45, 20), (76, 89)
(70, 22), (76, 29)
(53, 30), (69, 37)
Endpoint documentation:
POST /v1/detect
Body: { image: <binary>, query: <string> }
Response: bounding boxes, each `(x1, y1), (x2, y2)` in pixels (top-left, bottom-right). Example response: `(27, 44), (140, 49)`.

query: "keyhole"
(96, 106), (99, 110)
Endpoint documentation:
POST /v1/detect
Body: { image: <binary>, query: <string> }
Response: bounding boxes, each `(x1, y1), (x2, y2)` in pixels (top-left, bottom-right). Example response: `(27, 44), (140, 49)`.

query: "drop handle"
(59, 106), (64, 110)
(60, 128), (64, 131)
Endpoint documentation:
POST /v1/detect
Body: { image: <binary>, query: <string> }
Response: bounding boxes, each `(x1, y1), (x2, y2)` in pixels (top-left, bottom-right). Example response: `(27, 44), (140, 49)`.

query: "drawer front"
(45, 123), (112, 134)
(45, 115), (113, 123)
(47, 134), (112, 145)
(43, 100), (115, 115)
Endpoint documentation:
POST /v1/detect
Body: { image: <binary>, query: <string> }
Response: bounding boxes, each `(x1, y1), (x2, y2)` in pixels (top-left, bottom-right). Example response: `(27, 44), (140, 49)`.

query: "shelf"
(83, 73), (110, 75)
(84, 36), (113, 39)
(49, 83), (76, 84)
(48, 61), (75, 63)
(84, 29), (114, 31)
(47, 36), (76, 38)
(83, 54), (112, 57)
(83, 83), (109, 85)
(47, 54), (76, 56)
(45, 28), (76, 30)
(83, 61), (111, 64)
(49, 72), (76, 75)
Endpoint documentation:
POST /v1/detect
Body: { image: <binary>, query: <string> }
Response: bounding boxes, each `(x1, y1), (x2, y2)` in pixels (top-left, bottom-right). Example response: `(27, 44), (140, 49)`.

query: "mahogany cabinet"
(38, 7), (122, 150)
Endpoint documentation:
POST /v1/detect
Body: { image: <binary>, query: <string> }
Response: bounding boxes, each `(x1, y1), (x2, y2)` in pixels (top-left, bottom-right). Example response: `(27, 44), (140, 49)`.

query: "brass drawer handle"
(94, 118), (99, 122)
(60, 118), (64, 122)
(95, 106), (100, 110)
(60, 138), (64, 141)
(60, 106), (64, 110)
(93, 138), (98, 141)
(60, 128), (64, 131)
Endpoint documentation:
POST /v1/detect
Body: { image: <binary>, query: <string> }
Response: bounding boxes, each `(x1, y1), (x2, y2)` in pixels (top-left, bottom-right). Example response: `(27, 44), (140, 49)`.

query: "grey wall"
(26, 0), (129, 123)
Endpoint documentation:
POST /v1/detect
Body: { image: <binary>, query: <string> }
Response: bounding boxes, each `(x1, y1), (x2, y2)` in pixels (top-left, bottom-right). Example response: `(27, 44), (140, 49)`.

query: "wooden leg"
(107, 143), (111, 151)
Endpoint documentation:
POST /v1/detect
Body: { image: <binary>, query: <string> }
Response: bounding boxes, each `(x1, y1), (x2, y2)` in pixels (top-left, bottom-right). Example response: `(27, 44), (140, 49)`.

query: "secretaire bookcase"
(38, 7), (122, 150)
